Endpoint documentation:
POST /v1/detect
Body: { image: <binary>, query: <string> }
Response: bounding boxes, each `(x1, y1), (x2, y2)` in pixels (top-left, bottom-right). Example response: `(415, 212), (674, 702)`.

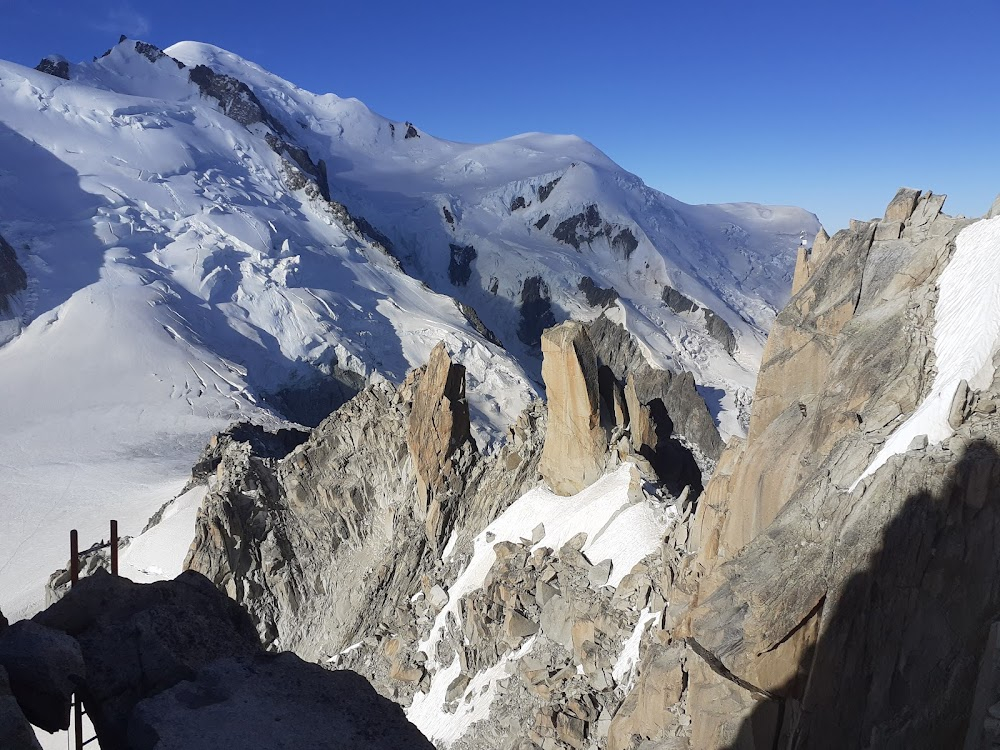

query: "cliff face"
(611, 190), (1000, 749)
(0, 232), (27, 345)
(184, 346), (545, 661)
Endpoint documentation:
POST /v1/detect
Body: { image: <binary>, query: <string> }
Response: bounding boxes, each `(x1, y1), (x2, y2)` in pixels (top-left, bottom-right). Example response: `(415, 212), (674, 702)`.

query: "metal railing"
(68, 520), (118, 750)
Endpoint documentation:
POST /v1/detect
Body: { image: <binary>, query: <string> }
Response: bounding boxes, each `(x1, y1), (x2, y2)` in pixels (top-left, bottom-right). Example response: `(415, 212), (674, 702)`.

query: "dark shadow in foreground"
(726, 439), (1000, 750)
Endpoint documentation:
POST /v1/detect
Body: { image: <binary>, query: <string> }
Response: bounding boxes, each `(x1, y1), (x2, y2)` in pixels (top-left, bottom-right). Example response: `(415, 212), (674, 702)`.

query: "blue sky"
(2, 0), (997, 230)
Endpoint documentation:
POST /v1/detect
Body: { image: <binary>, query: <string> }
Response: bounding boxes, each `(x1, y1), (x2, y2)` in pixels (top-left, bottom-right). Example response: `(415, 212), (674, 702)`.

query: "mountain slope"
(0, 38), (816, 618)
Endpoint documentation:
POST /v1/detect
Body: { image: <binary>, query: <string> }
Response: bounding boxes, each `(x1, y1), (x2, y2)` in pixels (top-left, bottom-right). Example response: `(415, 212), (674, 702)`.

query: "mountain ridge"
(0, 36), (816, 623)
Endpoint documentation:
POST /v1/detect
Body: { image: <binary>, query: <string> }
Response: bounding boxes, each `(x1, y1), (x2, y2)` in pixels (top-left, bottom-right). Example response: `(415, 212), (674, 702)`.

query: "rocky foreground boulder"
(8, 570), (432, 749)
(607, 189), (1000, 749)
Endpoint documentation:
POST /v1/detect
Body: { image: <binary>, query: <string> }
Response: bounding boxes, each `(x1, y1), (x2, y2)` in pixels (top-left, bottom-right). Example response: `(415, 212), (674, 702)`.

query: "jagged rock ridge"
(607, 189), (1000, 750)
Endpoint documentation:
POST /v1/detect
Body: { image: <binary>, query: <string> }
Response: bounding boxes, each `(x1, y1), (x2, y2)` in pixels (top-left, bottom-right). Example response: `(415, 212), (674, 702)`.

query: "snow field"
(852, 216), (1000, 489)
(410, 464), (675, 745)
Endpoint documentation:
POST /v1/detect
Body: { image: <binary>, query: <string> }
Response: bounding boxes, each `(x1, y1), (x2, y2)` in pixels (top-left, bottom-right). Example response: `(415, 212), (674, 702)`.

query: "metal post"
(110, 520), (118, 576)
(70, 530), (79, 587)
(73, 694), (83, 750)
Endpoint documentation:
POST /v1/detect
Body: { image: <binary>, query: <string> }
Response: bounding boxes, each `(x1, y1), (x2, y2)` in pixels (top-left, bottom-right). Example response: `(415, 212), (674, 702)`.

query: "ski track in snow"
(852, 216), (1000, 489)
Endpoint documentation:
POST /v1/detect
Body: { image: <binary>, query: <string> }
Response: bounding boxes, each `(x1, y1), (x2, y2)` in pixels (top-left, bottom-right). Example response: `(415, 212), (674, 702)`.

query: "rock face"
(22, 570), (431, 750)
(0, 232), (27, 316)
(185, 347), (546, 660)
(539, 322), (608, 495)
(34, 55), (69, 79)
(448, 243), (477, 286)
(407, 343), (477, 547)
(0, 620), (84, 732)
(0, 666), (41, 750)
(518, 275), (557, 347)
(610, 190), (1000, 749)
(128, 653), (432, 750)
(539, 318), (722, 497)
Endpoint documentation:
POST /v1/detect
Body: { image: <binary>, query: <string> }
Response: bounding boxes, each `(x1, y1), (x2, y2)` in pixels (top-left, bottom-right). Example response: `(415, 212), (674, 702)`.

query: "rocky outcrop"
(0, 620), (83, 732)
(552, 204), (639, 257)
(539, 322), (609, 495)
(185, 347), (546, 660)
(129, 652), (433, 750)
(610, 190), (1000, 749)
(586, 316), (723, 469)
(0, 666), (40, 750)
(537, 177), (562, 203)
(34, 55), (69, 79)
(702, 309), (736, 354)
(538, 318), (720, 498)
(407, 343), (477, 547)
(0, 233), (27, 316)
(662, 285), (698, 314)
(518, 276), (557, 347)
(187, 421), (309, 486)
(578, 276), (619, 308)
(456, 300), (503, 347)
(21, 570), (432, 750)
(448, 243), (477, 286)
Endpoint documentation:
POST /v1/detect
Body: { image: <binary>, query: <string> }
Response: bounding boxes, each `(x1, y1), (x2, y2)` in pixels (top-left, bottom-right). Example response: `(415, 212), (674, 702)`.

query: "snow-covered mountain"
(0, 37), (817, 619)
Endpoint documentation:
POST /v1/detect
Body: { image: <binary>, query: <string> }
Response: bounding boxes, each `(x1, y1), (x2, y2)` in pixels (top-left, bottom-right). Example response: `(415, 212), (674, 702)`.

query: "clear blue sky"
(2, 0), (997, 230)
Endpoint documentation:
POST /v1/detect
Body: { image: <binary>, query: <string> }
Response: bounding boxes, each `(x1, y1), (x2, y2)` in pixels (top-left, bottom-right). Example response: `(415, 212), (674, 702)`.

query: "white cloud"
(93, 4), (151, 38)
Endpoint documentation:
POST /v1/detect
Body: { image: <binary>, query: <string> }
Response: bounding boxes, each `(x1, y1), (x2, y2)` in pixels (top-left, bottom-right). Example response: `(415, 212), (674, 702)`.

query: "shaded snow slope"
(853, 215), (1000, 488)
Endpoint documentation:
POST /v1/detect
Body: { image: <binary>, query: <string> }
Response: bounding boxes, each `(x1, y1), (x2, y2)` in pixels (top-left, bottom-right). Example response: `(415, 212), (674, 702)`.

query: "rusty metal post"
(110, 520), (118, 576)
(70, 530), (79, 587)
(74, 693), (83, 750)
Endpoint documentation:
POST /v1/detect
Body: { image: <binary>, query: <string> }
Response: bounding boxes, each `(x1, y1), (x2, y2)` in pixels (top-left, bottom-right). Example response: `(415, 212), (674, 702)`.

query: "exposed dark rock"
(553, 205), (604, 250)
(0, 620), (84, 732)
(35, 570), (260, 749)
(133, 41), (183, 68)
(661, 285), (698, 314)
(0, 233), (28, 315)
(551, 205), (640, 257)
(265, 133), (330, 201)
(611, 228), (638, 258)
(0, 609), (6, 634)
(34, 56), (69, 80)
(0, 667), (40, 750)
(535, 214), (551, 230)
(517, 276), (556, 347)
(442, 205), (455, 226)
(448, 243), (477, 286)
(586, 316), (723, 466)
(702, 308), (736, 354)
(189, 65), (284, 133)
(510, 196), (528, 211)
(352, 214), (395, 256)
(404, 122), (419, 139)
(127, 653), (434, 750)
(188, 422), (310, 487)
(30, 571), (431, 750)
(538, 177), (562, 203)
(578, 277), (619, 308)
(457, 301), (503, 347)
